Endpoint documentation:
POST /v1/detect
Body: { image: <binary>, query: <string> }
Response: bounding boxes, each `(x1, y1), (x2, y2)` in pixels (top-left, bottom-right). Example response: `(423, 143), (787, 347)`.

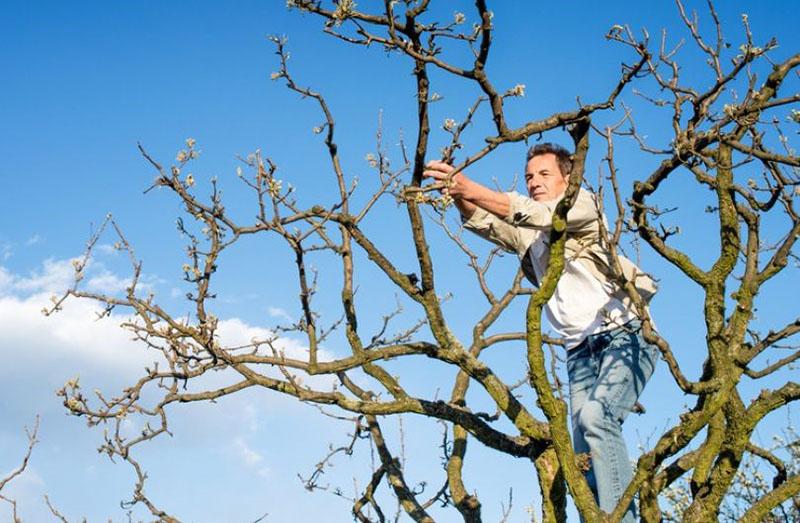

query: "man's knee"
(576, 399), (607, 435)
(577, 397), (627, 436)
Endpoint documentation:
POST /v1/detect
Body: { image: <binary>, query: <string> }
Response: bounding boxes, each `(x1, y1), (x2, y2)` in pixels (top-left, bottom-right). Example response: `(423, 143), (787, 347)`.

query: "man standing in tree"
(424, 143), (659, 522)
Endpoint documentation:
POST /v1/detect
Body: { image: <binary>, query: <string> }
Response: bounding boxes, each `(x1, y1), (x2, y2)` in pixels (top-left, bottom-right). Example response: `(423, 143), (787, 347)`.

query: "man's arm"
(423, 161), (527, 255)
(506, 189), (599, 231)
(451, 192), (478, 220)
(423, 160), (599, 233)
(423, 161), (511, 220)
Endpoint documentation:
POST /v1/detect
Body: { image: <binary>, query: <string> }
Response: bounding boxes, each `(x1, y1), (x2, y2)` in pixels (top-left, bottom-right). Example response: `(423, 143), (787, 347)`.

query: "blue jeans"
(566, 320), (658, 522)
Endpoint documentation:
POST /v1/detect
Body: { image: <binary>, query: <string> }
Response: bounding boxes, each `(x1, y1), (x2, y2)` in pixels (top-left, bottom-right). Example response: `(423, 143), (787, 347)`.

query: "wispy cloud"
(94, 243), (119, 256)
(0, 464), (46, 515)
(25, 235), (43, 247)
(267, 307), (293, 322)
(232, 419), (270, 478)
(233, 437), (264, 467)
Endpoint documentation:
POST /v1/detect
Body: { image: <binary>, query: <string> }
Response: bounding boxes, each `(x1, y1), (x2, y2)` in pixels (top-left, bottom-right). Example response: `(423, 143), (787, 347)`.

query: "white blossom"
(268, 178), (282, 197)
(509, 84), (526, 97)
(365, 153), (378, 168)
(435, 194), (454, 209)
(333, 0), (356, 22)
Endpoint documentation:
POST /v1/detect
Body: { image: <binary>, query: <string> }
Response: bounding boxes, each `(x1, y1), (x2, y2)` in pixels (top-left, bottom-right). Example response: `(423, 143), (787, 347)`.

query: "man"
(424, 143), (658, 522)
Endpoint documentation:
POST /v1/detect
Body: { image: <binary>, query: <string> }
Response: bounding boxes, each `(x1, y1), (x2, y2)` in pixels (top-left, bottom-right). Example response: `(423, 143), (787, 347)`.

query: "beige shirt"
(463, 188), (655, 349)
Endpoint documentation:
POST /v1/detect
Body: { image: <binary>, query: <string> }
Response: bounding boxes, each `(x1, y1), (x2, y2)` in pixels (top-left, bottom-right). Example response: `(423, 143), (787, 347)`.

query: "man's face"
(525, 153), (568, 202)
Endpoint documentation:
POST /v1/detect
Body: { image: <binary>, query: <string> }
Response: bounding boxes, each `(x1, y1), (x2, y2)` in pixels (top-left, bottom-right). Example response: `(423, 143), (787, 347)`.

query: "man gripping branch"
(424, 143), (659, 522)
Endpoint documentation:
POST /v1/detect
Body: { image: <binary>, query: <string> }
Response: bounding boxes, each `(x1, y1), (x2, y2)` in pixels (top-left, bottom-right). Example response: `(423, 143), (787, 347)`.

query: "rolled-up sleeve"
(463, 207), (526, 255)
(504, 189), (599, 232)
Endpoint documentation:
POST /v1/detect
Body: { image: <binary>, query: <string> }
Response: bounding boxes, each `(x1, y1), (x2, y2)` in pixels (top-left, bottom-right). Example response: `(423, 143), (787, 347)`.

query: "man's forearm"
(462, 179), (511, 220)
(423, 160), (511, 221)
(453, 197), (478, 220)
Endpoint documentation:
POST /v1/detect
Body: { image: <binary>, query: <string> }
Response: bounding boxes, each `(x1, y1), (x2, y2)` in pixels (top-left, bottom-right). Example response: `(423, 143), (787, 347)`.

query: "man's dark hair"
(526, 142), (573, 177)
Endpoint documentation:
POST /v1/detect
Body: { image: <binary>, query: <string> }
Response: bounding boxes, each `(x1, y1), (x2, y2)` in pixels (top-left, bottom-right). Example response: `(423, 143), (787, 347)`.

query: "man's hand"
(423, 161), (473, 199)
(422, 160), (511, 221)
(422, 160), (478, 219)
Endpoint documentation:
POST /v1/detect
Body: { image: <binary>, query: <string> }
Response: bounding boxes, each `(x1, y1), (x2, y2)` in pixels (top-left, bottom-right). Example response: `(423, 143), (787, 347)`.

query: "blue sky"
(1, 1), (799, 521)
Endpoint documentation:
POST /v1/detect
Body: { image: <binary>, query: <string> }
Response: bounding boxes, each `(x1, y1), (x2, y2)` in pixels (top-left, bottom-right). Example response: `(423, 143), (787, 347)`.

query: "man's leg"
(573, 322), (658, 522)
(566, 338), (600, 499)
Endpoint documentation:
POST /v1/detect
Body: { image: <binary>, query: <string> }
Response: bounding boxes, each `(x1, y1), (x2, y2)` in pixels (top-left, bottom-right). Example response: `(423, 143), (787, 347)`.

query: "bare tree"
(46, 1), (799, 521)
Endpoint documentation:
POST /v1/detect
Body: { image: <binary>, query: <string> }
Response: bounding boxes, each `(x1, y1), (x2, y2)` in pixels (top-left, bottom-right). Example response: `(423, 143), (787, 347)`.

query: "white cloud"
(94, 243), (118, 256)
(214, 318), (337, 393)
(216, 317), (313, 360)
(4, 257), (79, 295)
(0, 290), (151, 377)
(85, 270), (134, 294)
(1, 257), (160, 299)
(0, 266), (13, 292)
(0, 259), (147, 379)
(0, 257), (356, 520)
(0, 258), (334, 387)
(267, 307), (292, 322)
